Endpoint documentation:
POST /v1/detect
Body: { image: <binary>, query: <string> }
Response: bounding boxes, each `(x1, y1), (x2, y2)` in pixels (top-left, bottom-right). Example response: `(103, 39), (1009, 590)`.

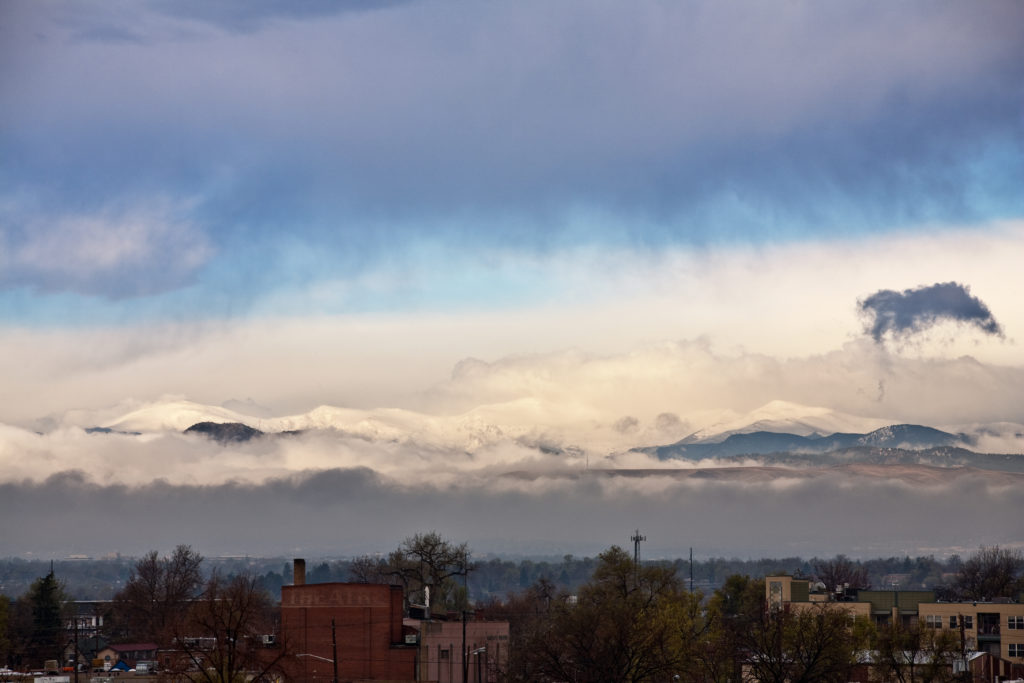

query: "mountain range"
(639, 423), (968, 460)
(81, 397), (1024, 462)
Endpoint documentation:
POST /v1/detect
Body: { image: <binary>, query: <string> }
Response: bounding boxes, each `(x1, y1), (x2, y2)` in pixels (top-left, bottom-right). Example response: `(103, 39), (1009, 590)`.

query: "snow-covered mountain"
(105, 400), (252, 433)
(677, 400), (891, 443)
(95, 397), (1024, 456)
(642, 423), (973, 461)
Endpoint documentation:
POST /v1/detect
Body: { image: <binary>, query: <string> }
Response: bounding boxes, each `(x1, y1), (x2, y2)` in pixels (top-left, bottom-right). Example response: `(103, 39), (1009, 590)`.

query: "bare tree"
(812, 555), (870, 592)
(743, 604), (868, 683)
(112, 545), (203, 645)
(386, 531), (471, 612)
(952, 545), (1024, 601)
(171, 572), (289, 683)
(874, 621), (960, 683)
(347, 555), (389, 584)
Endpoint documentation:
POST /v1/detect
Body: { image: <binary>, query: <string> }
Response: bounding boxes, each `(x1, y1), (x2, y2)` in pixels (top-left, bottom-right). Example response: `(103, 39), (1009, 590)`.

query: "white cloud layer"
(0, 198), (212, 296)
(0, 221), (1020, 428)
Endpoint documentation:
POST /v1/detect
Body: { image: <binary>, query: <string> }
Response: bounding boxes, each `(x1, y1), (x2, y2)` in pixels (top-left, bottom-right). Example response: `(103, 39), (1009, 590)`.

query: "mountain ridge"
(639, 423), (971, 461)
(89, 397), (1024, 456)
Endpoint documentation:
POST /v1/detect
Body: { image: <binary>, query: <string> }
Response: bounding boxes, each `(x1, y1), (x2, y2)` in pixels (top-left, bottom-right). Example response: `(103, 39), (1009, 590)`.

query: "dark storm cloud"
(3, 466), (1023, 559)
(2, 0), (1023, 283)
(859, 282), (1004, 343)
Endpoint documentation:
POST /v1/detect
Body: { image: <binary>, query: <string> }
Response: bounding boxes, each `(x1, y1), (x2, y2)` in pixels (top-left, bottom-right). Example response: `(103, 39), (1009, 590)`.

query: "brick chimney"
(293, 558), (306, 586)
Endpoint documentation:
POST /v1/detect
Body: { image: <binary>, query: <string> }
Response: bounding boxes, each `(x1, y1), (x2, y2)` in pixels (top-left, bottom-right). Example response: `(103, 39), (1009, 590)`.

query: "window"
(963, 615), (973, 630)
(769, 581), (783, 611)
(1009, 643), (1023, 658)
(949, 616), (957, 628)
(925, 615), (941, 628)
(1009, 616), (1024, 630)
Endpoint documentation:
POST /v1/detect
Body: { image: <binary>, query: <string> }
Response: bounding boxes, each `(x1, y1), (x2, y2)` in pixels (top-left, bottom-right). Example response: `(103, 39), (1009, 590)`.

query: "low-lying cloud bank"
(3, 465), (1021, 559)
(4, 378), (1022, 558)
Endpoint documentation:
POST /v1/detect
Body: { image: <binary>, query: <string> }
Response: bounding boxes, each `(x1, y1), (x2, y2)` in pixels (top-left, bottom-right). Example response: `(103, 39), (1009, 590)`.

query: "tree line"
(478, 545), (1023, 682)
(1, 538), (1020, 680)
(0, 548), (987, 603)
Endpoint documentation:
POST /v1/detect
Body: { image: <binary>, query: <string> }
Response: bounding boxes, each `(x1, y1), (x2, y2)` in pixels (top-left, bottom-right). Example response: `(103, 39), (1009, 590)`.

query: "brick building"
(415, 618), (509, 683)
(281, 560), (418, 682)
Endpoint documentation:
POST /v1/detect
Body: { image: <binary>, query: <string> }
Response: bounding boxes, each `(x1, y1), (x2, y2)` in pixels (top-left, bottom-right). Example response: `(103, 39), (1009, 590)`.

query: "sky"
(1, 0), (1023, 560)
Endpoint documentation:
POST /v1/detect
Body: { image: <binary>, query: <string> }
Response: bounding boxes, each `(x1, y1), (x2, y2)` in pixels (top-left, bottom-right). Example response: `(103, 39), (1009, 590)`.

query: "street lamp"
(297, 617), (339, 683)
(296, 654), (336, 683)
(471, 647), (486, 683)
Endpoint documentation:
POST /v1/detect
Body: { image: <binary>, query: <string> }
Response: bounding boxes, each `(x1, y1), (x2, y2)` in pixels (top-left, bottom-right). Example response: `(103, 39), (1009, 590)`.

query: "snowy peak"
(681, 400), (890, 443)
(105, 400), (253, 433)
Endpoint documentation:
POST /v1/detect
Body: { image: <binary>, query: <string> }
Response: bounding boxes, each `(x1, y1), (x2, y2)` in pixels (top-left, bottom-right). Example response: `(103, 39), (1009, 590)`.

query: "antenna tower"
(631, 529), (646, 568)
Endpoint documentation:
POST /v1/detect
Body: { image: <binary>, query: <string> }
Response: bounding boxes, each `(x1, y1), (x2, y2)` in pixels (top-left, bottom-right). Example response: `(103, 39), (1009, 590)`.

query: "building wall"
(919, 602), (1024, 661)
(281, 582), (417, 682)
(763, 576), (1024, 672)
(765, 576), (870, 619)
(415, 620), (510, 683)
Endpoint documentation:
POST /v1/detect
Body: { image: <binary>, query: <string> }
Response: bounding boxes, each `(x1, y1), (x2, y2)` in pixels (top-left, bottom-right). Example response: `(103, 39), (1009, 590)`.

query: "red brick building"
(281, 560), (417, 682)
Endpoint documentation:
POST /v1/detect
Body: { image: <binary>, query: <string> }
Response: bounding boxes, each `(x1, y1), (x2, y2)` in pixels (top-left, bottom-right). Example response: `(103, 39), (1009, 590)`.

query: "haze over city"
(2, 0), (1023, 560)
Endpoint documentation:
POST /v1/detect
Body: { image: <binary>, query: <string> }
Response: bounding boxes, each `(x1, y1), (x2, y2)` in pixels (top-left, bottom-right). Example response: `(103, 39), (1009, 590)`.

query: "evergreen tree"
(0, 594), (11, 668)
(21, 570), (70, 669)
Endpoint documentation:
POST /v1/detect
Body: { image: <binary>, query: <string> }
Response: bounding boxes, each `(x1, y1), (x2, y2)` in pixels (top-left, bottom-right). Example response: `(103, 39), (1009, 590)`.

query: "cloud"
(148, 0), (416, 33)
(859, 282), (1004, 344)
(1, 462), (1021, 558)
(0, 198), (212, 297)
(2, 0), (1022, 260)
(0, 223), (1022, 429)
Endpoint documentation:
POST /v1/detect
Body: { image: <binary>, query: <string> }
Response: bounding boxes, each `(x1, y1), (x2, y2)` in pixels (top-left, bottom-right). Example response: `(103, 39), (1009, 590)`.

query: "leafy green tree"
(699, 575), (766, 682)
(522, 546), (698, 683)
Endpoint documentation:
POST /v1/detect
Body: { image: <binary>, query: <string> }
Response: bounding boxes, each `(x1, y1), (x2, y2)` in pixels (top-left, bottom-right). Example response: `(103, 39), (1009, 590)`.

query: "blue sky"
(1, 0), (1022, 422)
(3, 1), (1024, 558)
(3, 1), (1023, 320)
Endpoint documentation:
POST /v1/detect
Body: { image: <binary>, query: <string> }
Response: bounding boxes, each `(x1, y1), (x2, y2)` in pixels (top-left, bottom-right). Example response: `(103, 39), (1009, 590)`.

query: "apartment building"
(918, 601), (1024, 661)
(766, 575), (1024, 666)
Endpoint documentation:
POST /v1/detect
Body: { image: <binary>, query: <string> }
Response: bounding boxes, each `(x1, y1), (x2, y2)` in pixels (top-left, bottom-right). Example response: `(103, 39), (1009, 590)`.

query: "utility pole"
(331, 618), (338, 683)
(72, 606), (78, 683)
(461, 547), (468, 683)
(462, 611), (468, 683)
(689, 547), (694, 593)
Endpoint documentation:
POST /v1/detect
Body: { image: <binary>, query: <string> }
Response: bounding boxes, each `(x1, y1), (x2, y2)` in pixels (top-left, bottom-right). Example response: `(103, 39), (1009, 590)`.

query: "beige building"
(918, 601), (1024, 661)
(766, 575), (1024, 663)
